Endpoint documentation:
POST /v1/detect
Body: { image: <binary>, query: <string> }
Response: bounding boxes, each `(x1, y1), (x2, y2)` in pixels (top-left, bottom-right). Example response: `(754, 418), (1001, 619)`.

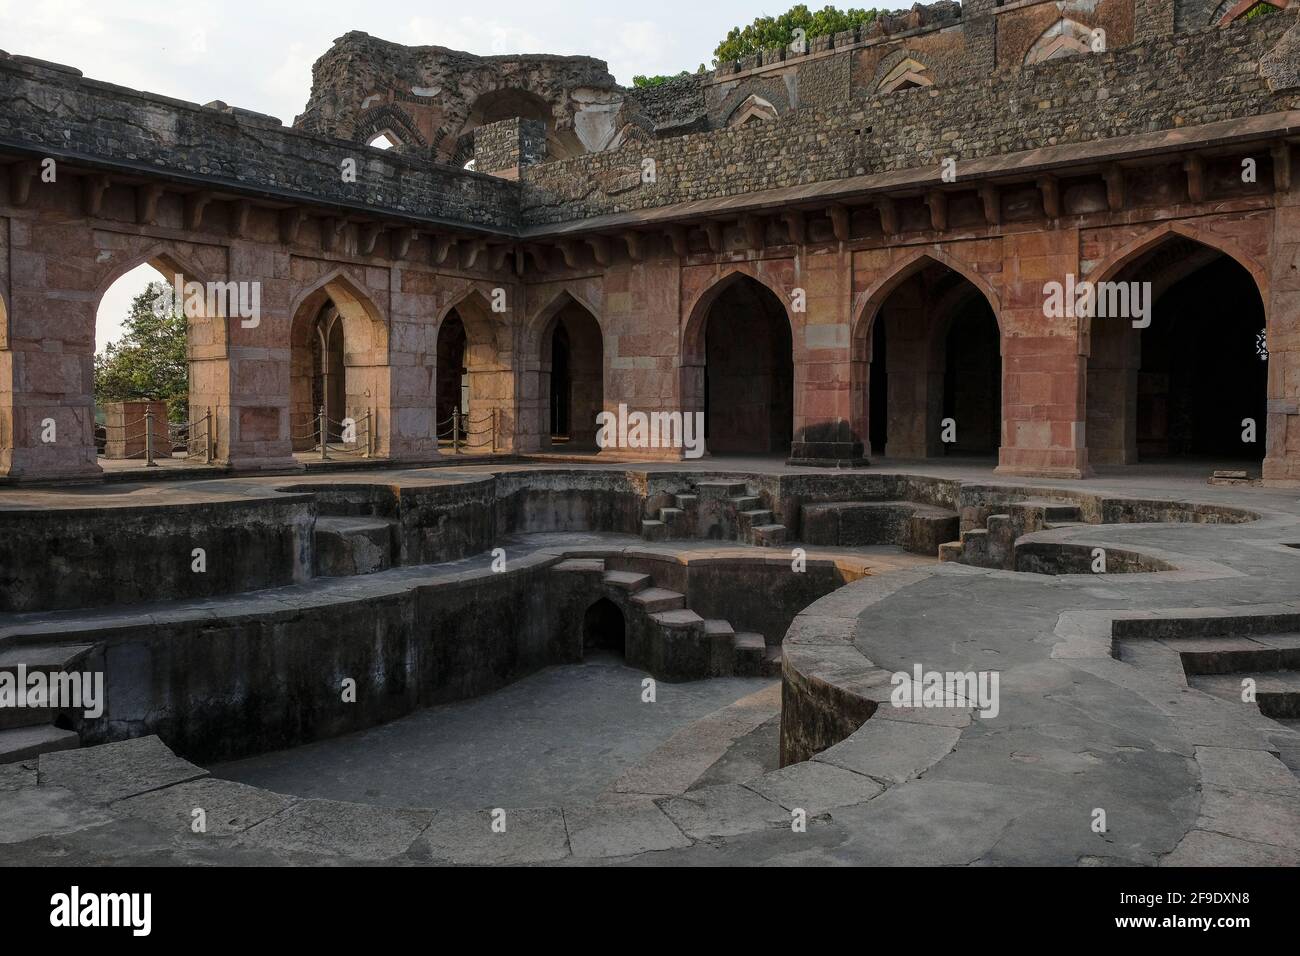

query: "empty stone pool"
(210, 654), (777, 809)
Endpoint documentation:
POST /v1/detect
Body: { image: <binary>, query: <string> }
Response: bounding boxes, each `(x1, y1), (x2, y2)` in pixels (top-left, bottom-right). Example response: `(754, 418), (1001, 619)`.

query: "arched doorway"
(436, 311), (468, 445)
(1086, 235), (1267, 466)
(583, 598), (625, 656)
(540, 299), (603, 450)
(92, 255), (226, 465)
(288, 273), (388, 456)
(853, 257), (1001, 460)
(690, 274), (793, 456)
(938, 296), (1001, 457)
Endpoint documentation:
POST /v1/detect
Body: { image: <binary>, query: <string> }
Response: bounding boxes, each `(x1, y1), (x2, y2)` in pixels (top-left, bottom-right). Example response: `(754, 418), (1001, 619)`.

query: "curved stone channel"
(1, 464), (1298, 865)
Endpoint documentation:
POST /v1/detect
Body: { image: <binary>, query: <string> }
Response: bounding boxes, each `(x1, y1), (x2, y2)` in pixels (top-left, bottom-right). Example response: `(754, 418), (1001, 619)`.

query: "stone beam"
(827, 204), (850, 241)
(135, 183), (164, 225)
(280, 208), (309, 244)
(81, 173), (110, 218)
(1037, 175), (1060, 218)
(184, 190), (214, 230)
(925, 190), (947, 232)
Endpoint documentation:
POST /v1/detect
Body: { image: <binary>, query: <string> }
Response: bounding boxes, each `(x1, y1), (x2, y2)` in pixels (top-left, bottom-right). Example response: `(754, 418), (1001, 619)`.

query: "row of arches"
(90, 226), (1272, 467)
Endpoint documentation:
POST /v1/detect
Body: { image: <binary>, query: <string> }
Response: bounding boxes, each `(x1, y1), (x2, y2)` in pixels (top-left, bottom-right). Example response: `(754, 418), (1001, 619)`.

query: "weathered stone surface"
(745, 759), (883, 814)
(564, 804), (691, 859)
(114, 778), (299, 836)
(416, 807), (570, 865)
(239, 798), (430, 861)
(37, 736), (207, 804)
(658, 783), (790, 839)
(814, 719), (962, 784)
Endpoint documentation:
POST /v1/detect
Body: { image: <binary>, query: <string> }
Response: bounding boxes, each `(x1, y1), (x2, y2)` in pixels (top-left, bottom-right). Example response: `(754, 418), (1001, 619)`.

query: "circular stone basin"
(210, 655), (778, 809)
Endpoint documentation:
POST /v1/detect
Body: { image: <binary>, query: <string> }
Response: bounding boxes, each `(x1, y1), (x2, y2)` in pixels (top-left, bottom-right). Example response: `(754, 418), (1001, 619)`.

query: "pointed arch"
(1025, 20), (1095, 65)
(683, 267), (795, 368)
(681, 268), (795, 456)
(850, 247), (1002, 353)
(288, 266), (388, 361)
(878, 57), (934, 93)
(728, 94), (779, 126)
(850, 249), (1003, 460)
(524, 286), (604, 358)
(1084, 223), (1270, 465)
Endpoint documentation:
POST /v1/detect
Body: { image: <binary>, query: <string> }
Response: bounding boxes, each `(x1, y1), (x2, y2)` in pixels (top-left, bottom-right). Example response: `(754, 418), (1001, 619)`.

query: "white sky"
(0, 0), (768, 352)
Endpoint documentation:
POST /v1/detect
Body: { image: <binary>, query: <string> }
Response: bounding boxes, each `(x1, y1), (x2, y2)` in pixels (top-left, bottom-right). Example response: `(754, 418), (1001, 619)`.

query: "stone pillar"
(1265, 177), (1300, 483)
(473, 118), (548, 180)
(0, 213), (101, 481)
(789, 246), (864, 466)
(996, 231), (1088, 478)
(883, 289), (931, 460)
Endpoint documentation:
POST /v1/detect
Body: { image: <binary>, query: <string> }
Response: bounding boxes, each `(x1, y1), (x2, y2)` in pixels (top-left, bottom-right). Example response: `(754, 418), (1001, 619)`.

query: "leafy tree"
(94, 281), (189, 423)
(713, 4), (882, 65)
(1242, 2), (1278, 20)
(633, 65), (707, 88)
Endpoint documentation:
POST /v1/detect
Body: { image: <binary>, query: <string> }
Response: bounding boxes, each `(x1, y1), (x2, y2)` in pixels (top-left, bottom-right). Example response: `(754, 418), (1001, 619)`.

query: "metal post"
(205, 407), (213, 464)
(452, 406), (461, 454)
(144, 406), (157, 467)
(318, 405), (328, 461)
(365, 408), (374, 458)
(491, 407), (497, 454)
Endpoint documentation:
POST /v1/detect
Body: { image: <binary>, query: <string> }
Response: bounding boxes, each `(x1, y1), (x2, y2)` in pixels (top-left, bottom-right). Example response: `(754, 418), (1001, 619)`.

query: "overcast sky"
(0, 0), (772, 350)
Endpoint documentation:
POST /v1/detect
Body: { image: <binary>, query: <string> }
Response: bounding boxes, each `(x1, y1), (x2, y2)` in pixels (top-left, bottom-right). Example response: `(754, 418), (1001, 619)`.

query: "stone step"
(1042, 504), (1083, 523)
(704, 619), (736, 677)
(673, 494), (699, 510)
(737, 509), (773, 535)
(602, 570), (651, 593)
(1191, 670), (1300, 720)
(695, 481), (748, 499)
(731, 495), (762, 511)
(313, 515), (396, 577)
(761, 644), (783, 677)
(658, 507), (691, 537)
(733, 632), (766, 677)
(551, 558), (606, 573)
(631, 588), (686, 613)
(752, 524), (786, 547)
(0, 643), (93, 731)
(1168, 635), (1300, 676)
(0, 724), (79, 765)
(640, 519), (667, 542)
(937, 541), (964, 562)
(650, 608), (705, 628)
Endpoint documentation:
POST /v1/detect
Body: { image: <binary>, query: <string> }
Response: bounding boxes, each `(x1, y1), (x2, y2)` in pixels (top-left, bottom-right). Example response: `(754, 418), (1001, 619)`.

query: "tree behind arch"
(94, 281), (188, 423)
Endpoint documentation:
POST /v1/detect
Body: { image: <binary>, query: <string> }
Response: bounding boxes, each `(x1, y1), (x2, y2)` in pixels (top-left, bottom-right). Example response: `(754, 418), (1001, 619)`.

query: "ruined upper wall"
(520, 12), (1300, 224)
(294, 31), (646, 164)
(0, 52), (519, 230)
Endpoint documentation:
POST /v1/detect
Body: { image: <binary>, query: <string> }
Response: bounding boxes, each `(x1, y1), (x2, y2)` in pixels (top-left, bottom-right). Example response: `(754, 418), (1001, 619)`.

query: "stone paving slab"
(744, 760), (883, 814)
(113, 777), (300, 837)
(37, 735), (207, 804)
(238, 798), (431, 861)
(813, 718), (961, 785)
(416, 807), (570, 865)
(1161, 828), (1300, 866)
(657, 783), (791, 839)
(564, 804), (691, 859)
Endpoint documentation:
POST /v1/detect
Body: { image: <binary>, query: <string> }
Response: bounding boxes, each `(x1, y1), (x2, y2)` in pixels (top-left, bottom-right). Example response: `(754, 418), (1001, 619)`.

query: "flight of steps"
(938, 500), (1084, 569)
(0, 640), (88, 764)
(1179, 632), (1300, 725)
(640, 481), (787, 547)
(570, 560), (781, 679)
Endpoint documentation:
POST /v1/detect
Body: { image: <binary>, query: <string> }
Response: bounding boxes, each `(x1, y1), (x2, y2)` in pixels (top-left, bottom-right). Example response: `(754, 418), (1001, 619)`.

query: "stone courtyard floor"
(1, 458), (1298, 865)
